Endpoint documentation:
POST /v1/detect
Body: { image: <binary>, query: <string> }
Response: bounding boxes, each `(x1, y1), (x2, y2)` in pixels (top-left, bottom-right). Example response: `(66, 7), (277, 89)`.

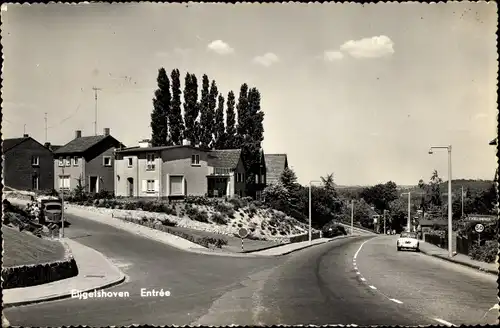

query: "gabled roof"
(265, 154), (288, 182)
(208, 149), (242, 169)
(54, 135), (122, 155)
(3, 137), (30, 152)
(3, 136), (53, 153)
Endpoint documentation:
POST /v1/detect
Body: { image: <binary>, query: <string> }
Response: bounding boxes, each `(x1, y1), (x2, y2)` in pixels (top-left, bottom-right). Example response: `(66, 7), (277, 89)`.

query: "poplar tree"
(183, 73), (199, 145)
(235, 83), (250, 148)
(198, 74), (211, 149)
(169, 69), (184, 145)
(207, 80), (219, 148)
(225, 91), (237, 149)
(214, 94), (225, 149)
(150, 67), (172, 146)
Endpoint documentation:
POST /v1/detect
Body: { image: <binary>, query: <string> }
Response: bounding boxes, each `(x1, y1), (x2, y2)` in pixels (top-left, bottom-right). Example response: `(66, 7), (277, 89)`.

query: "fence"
(424, 233), (448, 249)
(289, 231), (321, 243)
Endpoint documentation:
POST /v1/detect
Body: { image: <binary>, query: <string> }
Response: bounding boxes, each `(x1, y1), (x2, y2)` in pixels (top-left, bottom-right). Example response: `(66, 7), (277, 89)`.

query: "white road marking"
(489, 303), (499, 311)
(389, 298), (403, 304)
(369, 285), (377, 290)
(353, 266), (357, 270)
(360, 277), (366, 281)
(353, 239), (371, 260)
(356, 271), (360, 275)
(433, 318), (456, 326)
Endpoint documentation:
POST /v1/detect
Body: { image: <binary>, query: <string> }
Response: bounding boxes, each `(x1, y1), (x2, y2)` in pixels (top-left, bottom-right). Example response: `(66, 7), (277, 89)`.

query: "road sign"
(475, 223), (484, 233)
(238, 227), (249, 238)
(466, 215), (497, 223)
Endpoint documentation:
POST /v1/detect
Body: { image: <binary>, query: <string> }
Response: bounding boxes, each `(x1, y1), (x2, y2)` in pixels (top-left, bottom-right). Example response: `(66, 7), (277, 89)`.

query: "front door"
(127, 178), (134, 197)
(89, 176), (98, 193)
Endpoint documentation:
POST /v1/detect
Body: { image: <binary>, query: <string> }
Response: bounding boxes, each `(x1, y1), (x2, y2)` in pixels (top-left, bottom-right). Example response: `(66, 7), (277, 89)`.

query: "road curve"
(3, 212), (284, 326)
(5, 213), (497, 326)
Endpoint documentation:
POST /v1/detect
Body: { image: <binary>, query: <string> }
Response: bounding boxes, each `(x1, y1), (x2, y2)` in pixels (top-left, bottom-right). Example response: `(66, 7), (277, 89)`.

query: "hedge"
(2, 258), (78, 289)
(468, 240), (498, 263)
(120, 216), (228, 248)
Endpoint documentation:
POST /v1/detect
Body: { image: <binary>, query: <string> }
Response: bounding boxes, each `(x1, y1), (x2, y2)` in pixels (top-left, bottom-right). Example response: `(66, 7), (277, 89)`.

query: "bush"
(214, 202), (235, 217)
(161, 218), (178, 227)
(289, 231), (321, 243)
(188, 208), (209, 223)
(322, 223), (347, 238)
(211, 212), (227, 225)
(248, 203), (258, 215)
(469, 240), (498, 263)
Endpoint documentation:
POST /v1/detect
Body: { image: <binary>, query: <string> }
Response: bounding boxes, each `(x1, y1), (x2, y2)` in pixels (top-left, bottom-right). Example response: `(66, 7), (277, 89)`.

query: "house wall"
(161, 147), (209, 197)
(84, 138), (122, 193)
(115, 154), (139, 197)
(4, 139), (54, 191)
(233, 159), (246, 197)
(54, 155), (84, 191)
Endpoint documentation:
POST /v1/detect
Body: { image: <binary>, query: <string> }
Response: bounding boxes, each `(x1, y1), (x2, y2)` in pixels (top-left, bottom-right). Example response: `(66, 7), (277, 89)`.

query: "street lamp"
(401, 192), (411, 232)
(428, 145), (453, 258)
(309, 180), (321, 245)
(350, 200), (355, 235)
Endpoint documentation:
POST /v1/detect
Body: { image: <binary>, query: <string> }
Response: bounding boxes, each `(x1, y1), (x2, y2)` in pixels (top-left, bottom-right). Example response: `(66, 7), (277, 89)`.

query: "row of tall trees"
(150, 68), (265, 191)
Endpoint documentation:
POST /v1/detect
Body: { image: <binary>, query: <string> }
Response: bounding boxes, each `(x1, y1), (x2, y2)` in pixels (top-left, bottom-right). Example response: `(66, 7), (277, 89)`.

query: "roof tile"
(208, 149), (242, 169)
(265, 154), (288, 184)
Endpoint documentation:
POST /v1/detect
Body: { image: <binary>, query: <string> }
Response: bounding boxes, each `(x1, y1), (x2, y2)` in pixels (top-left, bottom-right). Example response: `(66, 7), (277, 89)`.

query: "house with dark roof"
(2, 134), (56, 191)
(114, 140), (249, 198)
(53, 129), (124, 193)
(264, 153), (288, 185)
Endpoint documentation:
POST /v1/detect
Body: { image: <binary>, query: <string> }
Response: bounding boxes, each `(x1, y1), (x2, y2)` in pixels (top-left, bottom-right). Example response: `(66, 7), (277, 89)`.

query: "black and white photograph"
(1, 2), (498, 327)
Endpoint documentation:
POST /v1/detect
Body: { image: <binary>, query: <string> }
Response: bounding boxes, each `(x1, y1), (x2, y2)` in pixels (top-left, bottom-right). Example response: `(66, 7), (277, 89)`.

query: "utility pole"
(92, 86), (102, 136)
(350, 200), (354, 235)
(23, 124), (26, 135)
(383, 210), (387, 235)
(44, 113), (48, 143)
(461, 186), (464, 218)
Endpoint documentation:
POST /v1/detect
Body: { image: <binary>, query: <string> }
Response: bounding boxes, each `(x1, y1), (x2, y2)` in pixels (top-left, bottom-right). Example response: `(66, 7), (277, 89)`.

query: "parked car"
(397, 231), (420, 252)
(36, 196), (62, 224)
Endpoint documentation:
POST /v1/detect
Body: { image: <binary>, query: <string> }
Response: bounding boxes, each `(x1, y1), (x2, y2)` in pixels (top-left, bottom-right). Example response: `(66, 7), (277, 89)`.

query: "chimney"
(75, 130), (82, 139)
(23, 134), (29, 138)
(138, 139), (152, 148)
(103, 128), (110, 136)
(44, 142), (51, 150)
(182, 139), (191, 146)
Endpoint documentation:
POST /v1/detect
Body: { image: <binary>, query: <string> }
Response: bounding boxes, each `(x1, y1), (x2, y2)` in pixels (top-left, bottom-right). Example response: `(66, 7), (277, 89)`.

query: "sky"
(1, 2), (497, 186)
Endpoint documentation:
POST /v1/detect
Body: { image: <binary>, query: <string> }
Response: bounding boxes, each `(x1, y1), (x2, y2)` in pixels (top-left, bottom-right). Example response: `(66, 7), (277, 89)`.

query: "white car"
(397, 232), (420, 252)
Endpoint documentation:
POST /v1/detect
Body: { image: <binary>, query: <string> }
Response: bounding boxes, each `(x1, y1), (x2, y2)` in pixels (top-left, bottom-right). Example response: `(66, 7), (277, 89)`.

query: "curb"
(2, 273), (126, 308)
(419, 249), (498, 276)
(272, 234), (358, 257)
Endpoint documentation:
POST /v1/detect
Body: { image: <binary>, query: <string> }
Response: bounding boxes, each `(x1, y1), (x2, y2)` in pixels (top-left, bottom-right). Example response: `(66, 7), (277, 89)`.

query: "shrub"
(215, 202), (233, 215)
(211, 212), (227, 225)
(469, 240), (498, 263)
(248, 203), (258, 215)
(190, 209), (210, 223)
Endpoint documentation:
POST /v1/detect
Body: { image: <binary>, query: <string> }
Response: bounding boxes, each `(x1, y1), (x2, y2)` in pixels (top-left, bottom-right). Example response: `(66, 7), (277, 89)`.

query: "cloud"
(207, 40), (235, 55)
(155, 51), (170, 58)
(253, 53), (280, 67)
(323, 51), (344, 61)
(340, 35), (395, 59)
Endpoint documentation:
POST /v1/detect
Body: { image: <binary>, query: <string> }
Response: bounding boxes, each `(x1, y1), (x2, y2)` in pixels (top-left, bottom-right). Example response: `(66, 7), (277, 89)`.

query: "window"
(255, 175), (259, 184)
(261, 174), (266, 184)
(215, 167), (230, 175)
(191, 154), (200, 166)
(31, 156), (39, 166)
(236, 173), (245, 183)
(59, 175), (70, 190)
(146, 153), (155, 170)
(147, 179), (155, 192)
(65, 157), (71, 167)
(127, 157), (133, 167)
(73, 157), (79, 166)
(103, 156), (112, 167)
(58, 157), (64, 167)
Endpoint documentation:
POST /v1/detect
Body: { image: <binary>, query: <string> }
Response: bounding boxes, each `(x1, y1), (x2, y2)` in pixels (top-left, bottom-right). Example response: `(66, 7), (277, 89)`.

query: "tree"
(150, 67), (172, 147)
(169, 69), (184, 145)
(247, 87), (265, 149)
(214, 94), (225, 149)
(183, 73), (200, 145)
(235, 83), (250, 148)
(207, 80), (218, 148)
(321, 173), (336, 195)
(360, 181), (398, 212)
(418, 170), (444, 215)
(198, 75), (211, 149)
(225, 91), (237, 149)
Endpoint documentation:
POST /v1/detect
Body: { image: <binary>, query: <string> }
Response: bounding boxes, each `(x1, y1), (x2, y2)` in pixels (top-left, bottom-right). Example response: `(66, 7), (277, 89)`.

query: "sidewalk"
(419, 240), (498, 275)
(3, 238), (125, 308)
(251, 235), (354, 256)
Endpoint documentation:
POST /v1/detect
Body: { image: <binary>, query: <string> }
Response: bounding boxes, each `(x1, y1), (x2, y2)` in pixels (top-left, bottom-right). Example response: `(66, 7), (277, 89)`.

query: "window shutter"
(154, 180), (159, 192)
(142, 180), (147, 192)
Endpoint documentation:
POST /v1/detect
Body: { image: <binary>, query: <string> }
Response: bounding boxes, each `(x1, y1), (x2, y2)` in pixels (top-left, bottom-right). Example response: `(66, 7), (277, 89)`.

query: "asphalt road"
(5, 213), (498, 326)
